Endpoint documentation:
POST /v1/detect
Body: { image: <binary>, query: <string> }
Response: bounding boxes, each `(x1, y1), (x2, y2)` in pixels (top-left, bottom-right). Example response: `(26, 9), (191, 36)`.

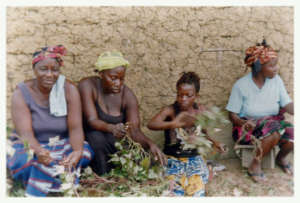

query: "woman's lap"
(233, 118), (293, 145)
(7, 137), (93, 196)
(165, 155), (209, 197)
(85, 130), (117, 175)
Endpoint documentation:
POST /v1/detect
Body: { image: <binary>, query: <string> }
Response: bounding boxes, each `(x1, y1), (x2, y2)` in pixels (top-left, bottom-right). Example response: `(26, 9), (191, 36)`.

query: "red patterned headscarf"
(244, 43), (278, 67)
(32, 45), (67, 67)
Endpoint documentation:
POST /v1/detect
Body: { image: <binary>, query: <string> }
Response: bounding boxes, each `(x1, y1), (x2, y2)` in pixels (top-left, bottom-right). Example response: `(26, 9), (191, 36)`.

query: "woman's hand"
(108, 123), (127, 138)
(244, 120), (256, 132)
(213, 142), (227, 154)
(36, 148), (53, 166)
(149, 143), (167, 166)
(173, 112), (196, 128)
(60, 150), (82, 169)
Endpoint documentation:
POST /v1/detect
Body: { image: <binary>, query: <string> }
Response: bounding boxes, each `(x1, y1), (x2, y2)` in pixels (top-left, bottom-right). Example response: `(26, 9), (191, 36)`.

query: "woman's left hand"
(149, 144), (167, 166)
(60, 150), (82, 169)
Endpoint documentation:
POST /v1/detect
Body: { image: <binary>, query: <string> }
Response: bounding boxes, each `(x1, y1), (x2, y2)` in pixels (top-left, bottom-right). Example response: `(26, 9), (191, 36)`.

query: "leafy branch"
(79, 123), (169, 196)
(176, 106), (230, 158)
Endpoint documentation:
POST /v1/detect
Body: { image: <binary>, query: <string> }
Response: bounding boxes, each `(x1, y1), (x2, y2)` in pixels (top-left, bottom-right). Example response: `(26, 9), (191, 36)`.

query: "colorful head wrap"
(94, 51), (130, 72)
(32, 45), (67, 67)
(244, 43), (278, 67)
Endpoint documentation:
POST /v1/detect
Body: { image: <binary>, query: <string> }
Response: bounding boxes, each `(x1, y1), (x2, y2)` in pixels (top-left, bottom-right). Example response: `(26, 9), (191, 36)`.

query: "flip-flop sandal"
(276, 162), (293, 174)
(247, 171), (266, 183)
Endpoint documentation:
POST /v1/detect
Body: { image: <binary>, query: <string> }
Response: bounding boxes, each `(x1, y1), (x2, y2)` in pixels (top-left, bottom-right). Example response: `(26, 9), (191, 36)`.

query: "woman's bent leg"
(248, 131), (281, 182)
(85, 131), (117, 176)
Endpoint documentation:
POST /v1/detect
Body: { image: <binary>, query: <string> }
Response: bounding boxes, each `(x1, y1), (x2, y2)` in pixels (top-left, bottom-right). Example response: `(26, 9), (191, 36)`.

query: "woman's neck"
(34, 80), (51, 96)
(252, 72), (265, 89)
(179, 105), (196, 114)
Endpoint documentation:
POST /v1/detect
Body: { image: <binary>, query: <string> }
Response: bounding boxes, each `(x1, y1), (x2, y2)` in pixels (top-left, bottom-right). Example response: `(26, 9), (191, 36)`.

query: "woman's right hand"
(35, 148), (53, 166)
(173, 112), (196, 128)
(108, 123), (127, 138)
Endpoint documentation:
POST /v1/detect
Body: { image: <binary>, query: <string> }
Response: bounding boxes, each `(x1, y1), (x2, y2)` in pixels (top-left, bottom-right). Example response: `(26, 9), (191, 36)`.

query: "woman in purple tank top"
(7, 45), (93, 197)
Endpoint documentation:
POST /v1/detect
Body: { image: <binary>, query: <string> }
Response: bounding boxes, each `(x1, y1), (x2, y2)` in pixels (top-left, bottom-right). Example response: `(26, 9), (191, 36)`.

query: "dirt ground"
(205, 156), (294, 196)
(7, 156), (294, 197)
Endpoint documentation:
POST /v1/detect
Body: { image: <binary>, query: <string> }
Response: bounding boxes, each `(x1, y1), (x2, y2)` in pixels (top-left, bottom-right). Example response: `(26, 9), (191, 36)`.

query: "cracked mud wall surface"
(6, 7), (294, 156)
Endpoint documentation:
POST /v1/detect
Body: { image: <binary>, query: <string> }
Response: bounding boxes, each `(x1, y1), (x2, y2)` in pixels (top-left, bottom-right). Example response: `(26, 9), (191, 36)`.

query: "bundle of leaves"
(195, 106), (230, 134)
(176, 106), (230, 158)
(108, 133), (164, 182)
(176, 126), (212, 158)
(78, 133), (169, 197)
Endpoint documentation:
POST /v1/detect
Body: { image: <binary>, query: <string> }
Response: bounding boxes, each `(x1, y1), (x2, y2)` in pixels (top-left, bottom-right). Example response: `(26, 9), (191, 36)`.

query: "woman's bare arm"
(78, 78), (114, 133)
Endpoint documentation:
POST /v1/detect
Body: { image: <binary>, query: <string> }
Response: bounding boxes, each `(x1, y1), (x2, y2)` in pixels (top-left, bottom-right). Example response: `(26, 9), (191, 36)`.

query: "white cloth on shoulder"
(49, 74), (67, 117)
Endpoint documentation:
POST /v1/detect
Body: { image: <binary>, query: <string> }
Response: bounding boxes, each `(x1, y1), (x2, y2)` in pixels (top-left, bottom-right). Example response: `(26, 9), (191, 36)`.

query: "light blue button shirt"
(226, 72), (291, 119)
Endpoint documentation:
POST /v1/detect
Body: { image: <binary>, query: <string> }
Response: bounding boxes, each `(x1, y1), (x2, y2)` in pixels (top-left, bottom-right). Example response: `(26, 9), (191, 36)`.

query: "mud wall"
(6, 7), (294, 156)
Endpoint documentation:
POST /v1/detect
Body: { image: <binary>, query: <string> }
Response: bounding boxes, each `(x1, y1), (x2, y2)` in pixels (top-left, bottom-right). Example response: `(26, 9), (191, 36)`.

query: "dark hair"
(176, 71), (200, 93)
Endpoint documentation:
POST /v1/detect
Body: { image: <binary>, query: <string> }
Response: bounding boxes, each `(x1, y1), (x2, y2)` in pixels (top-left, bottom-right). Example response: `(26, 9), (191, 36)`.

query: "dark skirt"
(85, 130), (117, 175)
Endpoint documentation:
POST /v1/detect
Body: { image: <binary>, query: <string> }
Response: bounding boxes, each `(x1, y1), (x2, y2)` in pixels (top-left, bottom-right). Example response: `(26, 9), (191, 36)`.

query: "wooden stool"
(235, 145), (278, 169)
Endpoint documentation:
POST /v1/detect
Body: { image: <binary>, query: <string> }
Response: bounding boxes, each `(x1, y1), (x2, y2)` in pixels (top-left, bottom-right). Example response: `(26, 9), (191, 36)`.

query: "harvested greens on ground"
(79, 123), (169, 197)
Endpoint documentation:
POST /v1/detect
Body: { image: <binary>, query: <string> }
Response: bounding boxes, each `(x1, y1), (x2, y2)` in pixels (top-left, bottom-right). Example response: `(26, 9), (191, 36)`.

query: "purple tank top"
(18, 82), (68, 143)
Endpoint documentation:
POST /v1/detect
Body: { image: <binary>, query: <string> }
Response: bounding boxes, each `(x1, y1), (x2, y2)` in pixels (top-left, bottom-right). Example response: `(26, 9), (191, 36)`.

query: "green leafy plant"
(195, 106), (230, 135)
(78, 123), (169, 197)
(176, 106), (230, 158)
(109, 129), (163, 182)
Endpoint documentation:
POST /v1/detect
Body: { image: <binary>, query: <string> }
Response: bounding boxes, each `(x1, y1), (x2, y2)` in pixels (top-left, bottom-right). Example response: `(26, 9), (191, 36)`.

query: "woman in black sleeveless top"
(78, 51), (166, 175)
(147, 72), (226, 196)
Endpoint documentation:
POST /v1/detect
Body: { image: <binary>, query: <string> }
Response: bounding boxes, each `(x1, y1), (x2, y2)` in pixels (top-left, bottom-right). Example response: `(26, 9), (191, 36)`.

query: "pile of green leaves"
(108, 134), (163, 182)
(78, 133), (169, 197)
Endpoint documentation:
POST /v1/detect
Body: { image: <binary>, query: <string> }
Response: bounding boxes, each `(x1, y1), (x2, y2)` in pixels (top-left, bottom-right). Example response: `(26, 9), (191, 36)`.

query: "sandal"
(276, 162), (293, 175)
(247, 171), (266, 183)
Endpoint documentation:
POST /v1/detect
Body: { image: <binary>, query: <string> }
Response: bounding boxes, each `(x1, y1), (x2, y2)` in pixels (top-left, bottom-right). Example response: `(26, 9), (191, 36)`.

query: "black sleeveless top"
(163, 102), (198, 158)
(85, 78), (126, 132)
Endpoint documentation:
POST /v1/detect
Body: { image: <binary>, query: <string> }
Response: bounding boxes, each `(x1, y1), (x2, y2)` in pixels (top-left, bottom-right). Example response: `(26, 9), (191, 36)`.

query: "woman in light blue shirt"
(226, 40), (294, 183)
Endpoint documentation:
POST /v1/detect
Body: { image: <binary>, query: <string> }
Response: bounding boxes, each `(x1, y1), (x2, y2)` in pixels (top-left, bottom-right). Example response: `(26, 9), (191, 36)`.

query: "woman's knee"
(279, 140), (294, 151)
(86, 131), (115, 153)
(262, 132), (280, 146)
(86, 131), (107, 148)
(260, 132), (281, 156)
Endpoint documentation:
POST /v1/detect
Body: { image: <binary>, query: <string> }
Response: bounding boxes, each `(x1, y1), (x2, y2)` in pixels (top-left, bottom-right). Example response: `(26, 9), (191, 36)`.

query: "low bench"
(235, 145), (278, 169)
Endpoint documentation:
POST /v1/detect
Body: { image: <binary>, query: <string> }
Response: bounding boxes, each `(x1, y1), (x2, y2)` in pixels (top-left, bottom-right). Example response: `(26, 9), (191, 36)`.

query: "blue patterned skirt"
(165, 155), (209, 197)
(7, 135), (93, 197)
